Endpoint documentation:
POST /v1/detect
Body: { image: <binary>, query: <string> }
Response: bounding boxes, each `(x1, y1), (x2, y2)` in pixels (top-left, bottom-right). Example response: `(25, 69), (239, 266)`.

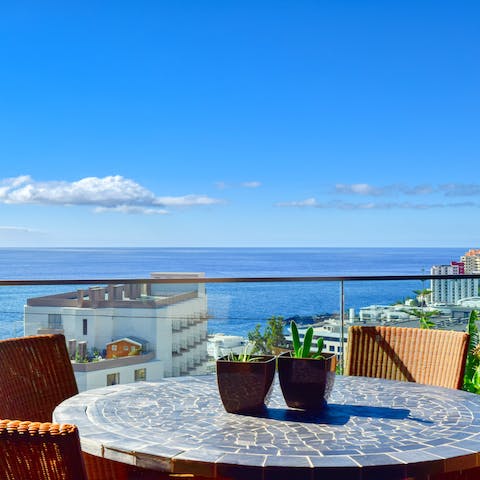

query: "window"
(111, 345), (117, 351)
(329, 345), (335, 352)
(48, 314), (62, 329)
(83, 318), (88, 335)
(107, 373), (120, 386)
(124, 346), (129, 351)
(134, 368), (146, 382)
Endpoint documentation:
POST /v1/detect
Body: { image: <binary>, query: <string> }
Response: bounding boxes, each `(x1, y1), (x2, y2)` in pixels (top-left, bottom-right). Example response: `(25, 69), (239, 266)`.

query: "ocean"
(0, 247), (467, 338)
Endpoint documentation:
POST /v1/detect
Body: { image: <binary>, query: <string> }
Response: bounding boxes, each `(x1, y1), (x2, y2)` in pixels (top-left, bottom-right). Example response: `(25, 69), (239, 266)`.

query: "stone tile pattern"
(54, 375), (480, 480)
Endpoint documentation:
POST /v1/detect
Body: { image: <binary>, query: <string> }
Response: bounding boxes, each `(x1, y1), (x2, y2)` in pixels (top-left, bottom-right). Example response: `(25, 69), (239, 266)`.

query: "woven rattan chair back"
(345, 325), (469, 389)
(0, 419), (88, 480)
(0, 334), (157, 479)
(0, 334), (78, 422)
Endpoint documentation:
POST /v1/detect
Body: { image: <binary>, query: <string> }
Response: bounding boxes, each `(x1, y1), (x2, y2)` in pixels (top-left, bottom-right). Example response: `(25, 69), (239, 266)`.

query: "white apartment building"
(430, 264), (479, 304)
(24, 273), (209, 391)
(461, 249), (480, 273)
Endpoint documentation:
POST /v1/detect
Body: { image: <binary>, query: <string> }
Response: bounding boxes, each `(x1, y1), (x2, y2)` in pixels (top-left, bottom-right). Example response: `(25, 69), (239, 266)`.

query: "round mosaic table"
(54, 375), (480, 480)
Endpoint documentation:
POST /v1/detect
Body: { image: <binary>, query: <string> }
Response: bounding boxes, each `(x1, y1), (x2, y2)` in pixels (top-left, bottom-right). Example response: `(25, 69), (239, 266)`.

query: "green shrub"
(464, 310), (480, 394)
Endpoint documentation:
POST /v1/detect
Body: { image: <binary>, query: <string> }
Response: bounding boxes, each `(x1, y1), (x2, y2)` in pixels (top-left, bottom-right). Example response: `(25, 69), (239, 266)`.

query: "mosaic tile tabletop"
(54, 375), (480, 480)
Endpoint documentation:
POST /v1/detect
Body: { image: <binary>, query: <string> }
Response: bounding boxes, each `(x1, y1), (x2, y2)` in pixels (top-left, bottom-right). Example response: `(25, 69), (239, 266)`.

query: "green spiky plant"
(291, 320), (325, 359)
(463, 310), (480, 394)
(413, 288), (432, 307)
(400, 308), (440, 329)
(226, 345), (262, 362)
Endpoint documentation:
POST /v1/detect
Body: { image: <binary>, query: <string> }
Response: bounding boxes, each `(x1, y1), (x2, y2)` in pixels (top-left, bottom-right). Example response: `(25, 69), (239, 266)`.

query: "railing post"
(340, 280), (345, 374)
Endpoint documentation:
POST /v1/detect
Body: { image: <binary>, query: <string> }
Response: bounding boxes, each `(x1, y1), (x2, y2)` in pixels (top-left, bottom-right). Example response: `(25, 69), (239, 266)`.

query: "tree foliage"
(400, 308), (440, 329)
(247, 315), (287, 354)
(413, 289), (432, 307)
(464, 310), (480, 394)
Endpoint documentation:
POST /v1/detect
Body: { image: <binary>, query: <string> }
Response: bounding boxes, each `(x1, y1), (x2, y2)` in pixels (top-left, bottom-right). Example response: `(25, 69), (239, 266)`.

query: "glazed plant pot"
(277, 351), (336, 411)
(216, 355), (276, 414)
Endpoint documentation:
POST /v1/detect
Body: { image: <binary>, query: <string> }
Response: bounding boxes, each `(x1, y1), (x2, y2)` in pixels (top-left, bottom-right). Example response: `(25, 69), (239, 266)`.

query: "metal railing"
(1, 273), (479, 389)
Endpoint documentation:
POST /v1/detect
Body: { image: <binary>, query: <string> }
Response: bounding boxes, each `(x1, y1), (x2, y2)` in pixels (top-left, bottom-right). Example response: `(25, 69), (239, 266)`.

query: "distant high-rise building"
(461, 249), (480, 273)
(431, 255), (479, 304)
(451, 261), (465, 274)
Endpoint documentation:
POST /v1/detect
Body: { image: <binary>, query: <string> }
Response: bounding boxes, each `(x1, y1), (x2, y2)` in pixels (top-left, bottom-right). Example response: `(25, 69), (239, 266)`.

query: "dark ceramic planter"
(277, 351), (336, 411)
(216, 355), (276, 414)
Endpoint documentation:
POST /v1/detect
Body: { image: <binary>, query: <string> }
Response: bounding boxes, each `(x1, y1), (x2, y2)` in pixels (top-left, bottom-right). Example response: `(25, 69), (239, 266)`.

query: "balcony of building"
(2, 273), (480, 479)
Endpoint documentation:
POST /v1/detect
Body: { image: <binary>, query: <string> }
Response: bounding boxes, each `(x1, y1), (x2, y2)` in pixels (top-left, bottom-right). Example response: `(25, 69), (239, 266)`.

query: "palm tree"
(400, 308), (440, 329)
(413, 289), (432, 307)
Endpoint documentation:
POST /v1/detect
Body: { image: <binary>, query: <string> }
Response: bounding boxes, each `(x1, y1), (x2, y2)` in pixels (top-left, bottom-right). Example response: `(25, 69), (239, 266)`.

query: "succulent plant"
(226, 345), (261, 362)
(291, 320), (324, 359)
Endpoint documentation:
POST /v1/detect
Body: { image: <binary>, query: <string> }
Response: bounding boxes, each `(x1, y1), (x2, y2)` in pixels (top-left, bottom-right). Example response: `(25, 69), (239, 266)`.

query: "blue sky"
(0, 1), (479, 247)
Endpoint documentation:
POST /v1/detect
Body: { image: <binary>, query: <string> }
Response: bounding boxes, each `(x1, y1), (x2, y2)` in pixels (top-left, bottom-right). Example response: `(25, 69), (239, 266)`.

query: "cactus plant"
(278, 320), (335, 410)
(291, 320), (324, 359)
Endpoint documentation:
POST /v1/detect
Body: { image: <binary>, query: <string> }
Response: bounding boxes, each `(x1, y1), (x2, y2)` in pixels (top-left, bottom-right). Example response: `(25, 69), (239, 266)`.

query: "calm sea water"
(0, 247), (467, 338)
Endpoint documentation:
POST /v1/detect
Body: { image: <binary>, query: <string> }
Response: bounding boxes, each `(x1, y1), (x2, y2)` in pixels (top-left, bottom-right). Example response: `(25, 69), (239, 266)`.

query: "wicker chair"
(0, 334), (150, 480)
(345, 325), (469, 389)
(0, 419), (88, 480)
(0, 334), (78, 422)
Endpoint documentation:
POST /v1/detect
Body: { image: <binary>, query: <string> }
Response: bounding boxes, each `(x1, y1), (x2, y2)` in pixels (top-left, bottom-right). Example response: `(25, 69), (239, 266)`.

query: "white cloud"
(0, 175), (223, 214)
(276, 198), (318, 207)
(439, 184), (480, 196)
(403, 184), (434, 195)
(335, 183), (480, 197)
(277, 198), (478, 210)
(1, 175), (155, 206)
(215, 181), (262, 189)
(0, 225), (40, 232)
(154, 195), (221, 206)
(335, 183), (432, 196)
(335, 201), (478, 210)
(94, 206), (169, 215)
(335, 183), (386, 195)
(241, 181), (262, 188)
